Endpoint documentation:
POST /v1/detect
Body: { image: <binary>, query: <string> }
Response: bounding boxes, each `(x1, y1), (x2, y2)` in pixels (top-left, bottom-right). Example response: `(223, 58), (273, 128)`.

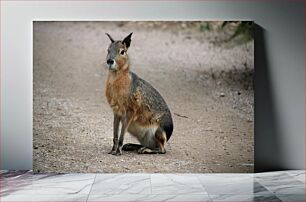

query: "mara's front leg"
(108, 114), (120, 155)
(115, 111), (133, 155)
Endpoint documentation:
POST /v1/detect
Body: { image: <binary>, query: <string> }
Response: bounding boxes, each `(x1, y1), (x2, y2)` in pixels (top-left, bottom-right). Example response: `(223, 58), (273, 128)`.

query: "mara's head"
(105, 32), (133, 72)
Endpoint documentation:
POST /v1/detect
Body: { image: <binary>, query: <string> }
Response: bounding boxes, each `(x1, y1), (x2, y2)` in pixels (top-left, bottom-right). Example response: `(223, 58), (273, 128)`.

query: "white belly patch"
(127, 123), (158, 148)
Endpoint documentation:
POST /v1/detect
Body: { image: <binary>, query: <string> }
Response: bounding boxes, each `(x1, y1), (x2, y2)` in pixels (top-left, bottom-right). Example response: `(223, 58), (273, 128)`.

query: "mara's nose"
(107, 59), (114, 65)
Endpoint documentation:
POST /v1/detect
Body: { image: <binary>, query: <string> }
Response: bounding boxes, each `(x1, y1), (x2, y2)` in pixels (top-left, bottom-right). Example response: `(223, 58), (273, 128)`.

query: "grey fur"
(129, 72), (173, 141)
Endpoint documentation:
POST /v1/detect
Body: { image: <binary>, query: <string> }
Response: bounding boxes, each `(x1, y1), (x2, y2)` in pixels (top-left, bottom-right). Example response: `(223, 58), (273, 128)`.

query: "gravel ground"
(33, 22), (254, 173)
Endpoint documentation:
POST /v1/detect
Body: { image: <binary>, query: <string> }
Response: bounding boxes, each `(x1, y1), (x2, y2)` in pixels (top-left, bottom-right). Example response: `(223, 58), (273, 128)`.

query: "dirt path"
(33, 22), (254, 173)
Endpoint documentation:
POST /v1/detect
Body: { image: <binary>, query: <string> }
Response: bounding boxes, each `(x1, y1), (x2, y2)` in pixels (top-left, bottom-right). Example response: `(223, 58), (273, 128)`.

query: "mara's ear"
(105, 33), (115, 43)
(122, 32), (133, 49)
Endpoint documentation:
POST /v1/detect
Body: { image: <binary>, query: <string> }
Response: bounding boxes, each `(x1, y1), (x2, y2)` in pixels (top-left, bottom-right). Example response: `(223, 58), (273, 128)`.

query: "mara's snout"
(106, 58), (116, 71)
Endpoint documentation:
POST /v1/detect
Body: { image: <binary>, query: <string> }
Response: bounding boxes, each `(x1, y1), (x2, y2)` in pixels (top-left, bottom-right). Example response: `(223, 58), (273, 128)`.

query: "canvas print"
(33, 21), (254, 173)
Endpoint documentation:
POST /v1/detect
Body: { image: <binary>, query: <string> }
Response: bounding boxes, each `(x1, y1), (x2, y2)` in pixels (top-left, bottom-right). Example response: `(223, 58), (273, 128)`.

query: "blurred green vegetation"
(221, 21), (254, 43)
(199, 23), (212, 32)
(196, 21), (254, 44)
(116, 21), (254, 44)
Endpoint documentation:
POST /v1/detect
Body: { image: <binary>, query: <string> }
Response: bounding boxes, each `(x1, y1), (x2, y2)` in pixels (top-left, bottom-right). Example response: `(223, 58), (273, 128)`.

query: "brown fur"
(105, 66), (157, 127)
(105, 70), (131, 116)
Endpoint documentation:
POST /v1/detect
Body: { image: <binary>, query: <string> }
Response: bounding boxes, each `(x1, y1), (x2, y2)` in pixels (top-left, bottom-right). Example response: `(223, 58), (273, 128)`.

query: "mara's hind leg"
(122, 143), (143, 151)
(138, 128), (167, 154)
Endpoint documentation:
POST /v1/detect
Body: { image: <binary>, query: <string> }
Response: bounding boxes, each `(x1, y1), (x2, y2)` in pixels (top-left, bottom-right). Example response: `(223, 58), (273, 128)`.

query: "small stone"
(205, 127), (213, 131)
(219, 93), (225, 97)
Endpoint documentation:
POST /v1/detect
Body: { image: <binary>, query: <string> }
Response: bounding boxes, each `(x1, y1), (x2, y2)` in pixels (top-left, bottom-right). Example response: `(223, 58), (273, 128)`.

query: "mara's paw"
(160, 149), (166, 154)
(108, 150), (116, 155)
(115, 147), (122, 156)
(138, 147), (151, 154)
(108, 145), (117, 155)
(137, 147), (166, 154)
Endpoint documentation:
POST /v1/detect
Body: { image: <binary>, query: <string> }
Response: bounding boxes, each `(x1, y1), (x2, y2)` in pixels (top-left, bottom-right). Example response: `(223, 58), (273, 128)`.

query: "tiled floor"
(0, 170), (305, 201)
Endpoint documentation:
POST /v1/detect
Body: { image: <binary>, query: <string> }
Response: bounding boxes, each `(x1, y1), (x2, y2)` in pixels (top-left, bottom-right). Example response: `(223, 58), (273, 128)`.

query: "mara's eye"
(120, 49), (125, 55)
